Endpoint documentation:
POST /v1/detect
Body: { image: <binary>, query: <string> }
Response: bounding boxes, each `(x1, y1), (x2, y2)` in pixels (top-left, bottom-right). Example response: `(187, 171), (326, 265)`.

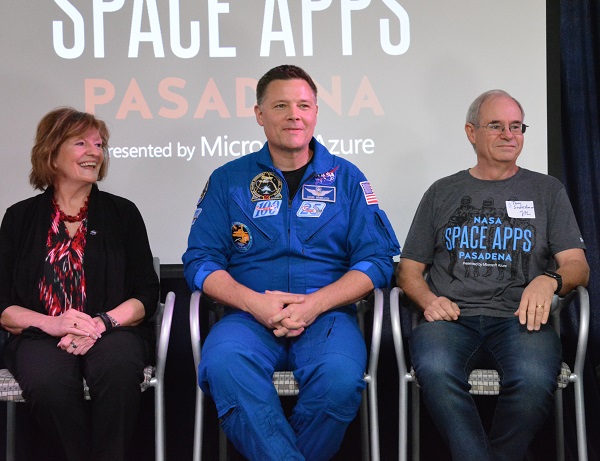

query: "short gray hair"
(466, 90), (525, 125)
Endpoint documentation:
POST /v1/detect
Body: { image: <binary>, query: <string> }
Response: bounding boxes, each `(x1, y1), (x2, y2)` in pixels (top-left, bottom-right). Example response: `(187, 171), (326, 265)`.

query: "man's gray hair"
(466, 90), (525, 125)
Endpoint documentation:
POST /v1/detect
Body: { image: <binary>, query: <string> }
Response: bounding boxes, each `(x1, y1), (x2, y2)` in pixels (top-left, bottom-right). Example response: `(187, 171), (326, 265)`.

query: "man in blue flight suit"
(183, 64), (399, 460)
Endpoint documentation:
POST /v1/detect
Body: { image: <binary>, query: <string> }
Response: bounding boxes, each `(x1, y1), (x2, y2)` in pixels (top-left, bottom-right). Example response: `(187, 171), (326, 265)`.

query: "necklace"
(52, 196), (89, 223)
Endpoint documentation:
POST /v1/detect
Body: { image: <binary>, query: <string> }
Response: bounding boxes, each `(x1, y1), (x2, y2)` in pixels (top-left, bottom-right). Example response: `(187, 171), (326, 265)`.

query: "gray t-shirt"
(402, 168), (586, 317)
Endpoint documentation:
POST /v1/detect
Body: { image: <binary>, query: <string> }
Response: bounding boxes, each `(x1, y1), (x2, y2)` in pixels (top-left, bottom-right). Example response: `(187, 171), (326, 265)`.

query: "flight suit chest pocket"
(295, 205), (343, 245)
(230, 190), (281, 250)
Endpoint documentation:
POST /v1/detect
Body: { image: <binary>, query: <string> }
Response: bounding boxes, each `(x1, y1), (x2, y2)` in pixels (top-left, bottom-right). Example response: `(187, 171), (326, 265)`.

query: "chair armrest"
(390, 286), (410, 377)
(572, 286), (590, 381)
(155, 292), (175, 382)
(189, 291), (202, 381)
(367, 288), (384, 380)
(550, 286), (589, 380)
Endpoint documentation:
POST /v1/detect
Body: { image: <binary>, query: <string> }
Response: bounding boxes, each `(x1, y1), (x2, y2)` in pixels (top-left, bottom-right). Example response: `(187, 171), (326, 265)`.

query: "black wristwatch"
(543, 270), (562, 295)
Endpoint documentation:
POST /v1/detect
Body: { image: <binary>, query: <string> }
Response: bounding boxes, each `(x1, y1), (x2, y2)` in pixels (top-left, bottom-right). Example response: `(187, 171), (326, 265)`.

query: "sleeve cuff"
(193, 261), (225, 291)
(349, 260), (390, 288)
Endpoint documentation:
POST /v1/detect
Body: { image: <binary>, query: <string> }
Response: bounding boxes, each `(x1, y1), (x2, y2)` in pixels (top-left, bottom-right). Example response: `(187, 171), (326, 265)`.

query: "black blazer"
(0, 184), (159, 341)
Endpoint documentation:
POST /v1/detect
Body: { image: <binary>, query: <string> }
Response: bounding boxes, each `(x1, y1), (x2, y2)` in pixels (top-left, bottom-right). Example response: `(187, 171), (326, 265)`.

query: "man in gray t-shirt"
(397, 90), (589, 461)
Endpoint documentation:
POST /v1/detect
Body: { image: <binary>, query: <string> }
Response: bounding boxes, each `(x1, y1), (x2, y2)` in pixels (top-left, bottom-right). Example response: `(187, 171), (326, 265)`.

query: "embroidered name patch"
(253, 200), (282, 218)
(231, 222), (252, 253)
(250, 172), (283, 202)
(302, 185), (336, 202)
(360, 181), (378, 205)
(297, 201), (327, 218)
(506, 201), (535, 219)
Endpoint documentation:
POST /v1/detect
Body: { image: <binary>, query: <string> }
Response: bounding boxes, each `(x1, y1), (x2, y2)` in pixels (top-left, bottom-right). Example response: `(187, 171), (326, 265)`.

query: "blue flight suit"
(183, 138), (399, 460)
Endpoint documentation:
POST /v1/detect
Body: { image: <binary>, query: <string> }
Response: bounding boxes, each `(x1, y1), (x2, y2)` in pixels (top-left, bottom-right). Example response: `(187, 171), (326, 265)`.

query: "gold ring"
(536, 304), (544, 309)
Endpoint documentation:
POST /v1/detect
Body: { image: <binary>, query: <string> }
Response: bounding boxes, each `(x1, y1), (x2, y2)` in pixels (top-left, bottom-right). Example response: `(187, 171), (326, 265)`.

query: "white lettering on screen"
(52, 0), (410, 58)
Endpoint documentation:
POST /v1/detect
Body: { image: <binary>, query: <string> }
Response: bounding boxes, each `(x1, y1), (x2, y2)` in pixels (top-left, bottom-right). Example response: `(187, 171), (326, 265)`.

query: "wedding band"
(536, 305), (544, 309)
(70, 341), (77, 349)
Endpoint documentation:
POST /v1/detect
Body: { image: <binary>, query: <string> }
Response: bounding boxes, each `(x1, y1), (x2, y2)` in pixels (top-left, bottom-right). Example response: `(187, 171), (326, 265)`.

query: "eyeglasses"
(475, 123), (528, 135)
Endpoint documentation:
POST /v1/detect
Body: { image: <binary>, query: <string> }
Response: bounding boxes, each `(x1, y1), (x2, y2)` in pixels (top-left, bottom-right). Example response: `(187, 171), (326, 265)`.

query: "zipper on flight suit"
(277, 169), (315, 291)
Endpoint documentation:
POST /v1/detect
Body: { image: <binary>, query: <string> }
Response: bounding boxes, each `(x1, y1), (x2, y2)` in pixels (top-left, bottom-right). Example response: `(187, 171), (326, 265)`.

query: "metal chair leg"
(7, 401), (16, 461)
(360, 387), (370, 461)
(555, 389), (565, 461)
(573, 376), (588, 461)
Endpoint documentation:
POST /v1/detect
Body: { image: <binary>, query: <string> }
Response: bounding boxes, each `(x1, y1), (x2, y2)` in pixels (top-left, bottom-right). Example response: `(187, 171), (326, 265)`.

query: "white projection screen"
(0, 1), (548, 264)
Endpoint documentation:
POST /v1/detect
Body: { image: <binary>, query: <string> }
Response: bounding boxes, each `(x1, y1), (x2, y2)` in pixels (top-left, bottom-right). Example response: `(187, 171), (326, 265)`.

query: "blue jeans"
(198, 307), (367, 461)
(410, 315), (561, 461)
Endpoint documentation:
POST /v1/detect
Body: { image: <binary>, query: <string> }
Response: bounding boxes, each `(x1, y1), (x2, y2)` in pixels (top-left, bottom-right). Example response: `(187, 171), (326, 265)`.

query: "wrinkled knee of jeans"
(411, 347), (462, 385)
(501, 367), (559, 402)
(415, 359), (469, 389)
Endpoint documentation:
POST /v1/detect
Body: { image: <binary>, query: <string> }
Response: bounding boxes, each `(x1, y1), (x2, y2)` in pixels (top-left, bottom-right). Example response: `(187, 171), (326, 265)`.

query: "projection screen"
(0, 0), (548, 264)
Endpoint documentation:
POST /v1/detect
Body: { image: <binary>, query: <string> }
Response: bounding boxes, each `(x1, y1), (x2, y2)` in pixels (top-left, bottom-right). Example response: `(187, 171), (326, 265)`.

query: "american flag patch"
(360, 181), (378, 205)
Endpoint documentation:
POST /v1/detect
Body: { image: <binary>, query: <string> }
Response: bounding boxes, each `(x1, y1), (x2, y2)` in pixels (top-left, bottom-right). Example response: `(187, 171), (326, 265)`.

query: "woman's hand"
(0, 305), (103, 338)
(49, 309), (103, 339)
(57, 333), (97, 355)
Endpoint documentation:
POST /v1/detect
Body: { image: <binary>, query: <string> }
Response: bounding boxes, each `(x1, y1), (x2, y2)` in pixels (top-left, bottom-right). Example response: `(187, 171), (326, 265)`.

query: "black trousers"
(5, 328), (152, 461)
